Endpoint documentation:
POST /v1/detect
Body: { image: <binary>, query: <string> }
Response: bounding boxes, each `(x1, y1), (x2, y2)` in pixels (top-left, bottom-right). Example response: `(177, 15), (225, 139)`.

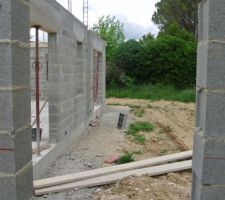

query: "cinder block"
(16, 163), (33, 200)
(192, 171), (202, 200)
(12, 46), (30, 85)
(0, 44), (12, 65)
(206, 41), (225, 88)
(204, 92), (225, 136)
(0, 133), (14, 149)
(0, 175), (17, 200)
(0, 151), (15, 174)
(61, 117), (73, 129)
(0, 0), (29, 42)
(201, 159), (225, 185)
(49, 113), (61, 124)
(192, 176), (225, 200)
(193, 133), (225, 185)
(61, 98), (74, 112)
(197, 41), (225, 89)
(204, 137), (225, 157)
(61, 108), (74, 120)
(0, 91), (13, 130)
(49, 104), (61, 114)
(195, 91), (206, 131)
(49, 133), (62, 143)
(11, 0), (30, 43)
(196, 43), (208, 88)
(14, 128), (32, 172)
(0, 128), (31, 174)
(192, 132), (205, 180)
(49, 94), (62, 104)
(207, 0), (225, 40)
(0, 45), (29, 87)
(195, 92), (225, 137)
(200, 185), (225, 200)
(12, 89), (30, 130)
(0, 1), (11, 40)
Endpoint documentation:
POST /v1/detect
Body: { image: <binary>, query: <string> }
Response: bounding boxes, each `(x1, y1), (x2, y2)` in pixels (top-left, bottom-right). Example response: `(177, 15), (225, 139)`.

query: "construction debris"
(104, 155), (119, 164)
(34, 151), (192, 196)
(35, 160), (192, 196)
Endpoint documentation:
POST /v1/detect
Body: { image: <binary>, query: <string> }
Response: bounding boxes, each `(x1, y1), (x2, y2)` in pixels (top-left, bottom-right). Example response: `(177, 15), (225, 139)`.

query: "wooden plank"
(35, 160), (192, 196)
(34, 150), (192, 189)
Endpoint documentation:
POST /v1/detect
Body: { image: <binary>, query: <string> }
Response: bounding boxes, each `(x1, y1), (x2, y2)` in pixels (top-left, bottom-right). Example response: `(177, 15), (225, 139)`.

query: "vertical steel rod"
(35, 26), (41, 156)
(87, 0), (89, 28)
(46, 53), (48, 81)
(83, 0), (85, 25)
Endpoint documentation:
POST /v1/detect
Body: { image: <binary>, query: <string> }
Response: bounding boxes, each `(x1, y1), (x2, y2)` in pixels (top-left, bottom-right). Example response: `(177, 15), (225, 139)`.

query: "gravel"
(34, 106), (130, 200)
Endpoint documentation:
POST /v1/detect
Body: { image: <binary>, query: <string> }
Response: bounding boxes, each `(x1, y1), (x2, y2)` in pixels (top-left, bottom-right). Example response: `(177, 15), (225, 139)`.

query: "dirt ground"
(96, 98), (195, 200)
(35, 98), (195, 200)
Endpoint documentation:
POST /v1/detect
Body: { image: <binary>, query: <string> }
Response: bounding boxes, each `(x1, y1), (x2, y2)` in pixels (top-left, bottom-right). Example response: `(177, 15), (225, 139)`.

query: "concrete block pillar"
(192, 1), (225, 199)
(0, 0), (33, 200)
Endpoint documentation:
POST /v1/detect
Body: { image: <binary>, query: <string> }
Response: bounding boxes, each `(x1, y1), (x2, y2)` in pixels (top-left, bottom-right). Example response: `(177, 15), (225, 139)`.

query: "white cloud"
(56, 0), (160, 39)
(117, 15), (158, 39)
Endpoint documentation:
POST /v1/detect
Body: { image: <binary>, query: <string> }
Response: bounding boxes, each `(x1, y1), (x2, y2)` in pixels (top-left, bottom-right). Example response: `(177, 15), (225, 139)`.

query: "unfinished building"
(0, 0), (105, 199)
(2, 0), (225, 199)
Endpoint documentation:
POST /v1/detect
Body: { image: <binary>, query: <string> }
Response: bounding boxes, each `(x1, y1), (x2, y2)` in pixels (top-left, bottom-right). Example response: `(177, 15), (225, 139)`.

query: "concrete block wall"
(30, 42), (48, 100)
(88, 31), (106, 109)
(0, 0), (33, 199)
(29, 0), (106, 143)
(192, 0), (225, 199)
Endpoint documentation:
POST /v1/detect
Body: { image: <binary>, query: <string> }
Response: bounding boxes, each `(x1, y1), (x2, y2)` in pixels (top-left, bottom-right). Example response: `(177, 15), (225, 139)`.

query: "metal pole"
(46, 53), (48, 81)
(35, 26), (41, 156)
(68, 0), (72, 13)
(83, 0), (85, 25)
(87, 0), (89, 28)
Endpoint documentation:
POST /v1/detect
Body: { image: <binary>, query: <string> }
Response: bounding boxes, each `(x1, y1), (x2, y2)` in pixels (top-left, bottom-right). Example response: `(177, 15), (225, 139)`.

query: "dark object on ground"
(32, 128), (42, 141)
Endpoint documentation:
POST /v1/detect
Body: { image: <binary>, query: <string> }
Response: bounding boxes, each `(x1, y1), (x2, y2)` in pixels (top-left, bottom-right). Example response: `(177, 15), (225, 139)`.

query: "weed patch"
(134, 108), (145, 117)
(126, 122), (154, 144)
(159, 149), (168, 156)
(117, 152), (135, 164)
(107, 103), (122, 106)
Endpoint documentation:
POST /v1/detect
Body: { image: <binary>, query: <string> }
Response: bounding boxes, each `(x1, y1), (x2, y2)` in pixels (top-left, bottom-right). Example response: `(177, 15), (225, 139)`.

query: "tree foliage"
(113, 36), (197, 89)
(92, 15), (125, 62)
(157, 23), (196, 42)
(152, 0), (198, 36)
(139, 33), (155, 45)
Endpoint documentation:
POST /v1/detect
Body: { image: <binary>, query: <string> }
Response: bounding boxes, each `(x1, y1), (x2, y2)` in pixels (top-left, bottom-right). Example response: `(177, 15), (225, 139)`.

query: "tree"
(92, 15), (125, 62)
(152, 0), (198, 36)
(139, 33), (155, 45)
(157, 23), (196, 42)
(113, 36), (197, 88)
(114, 40), (142, 79)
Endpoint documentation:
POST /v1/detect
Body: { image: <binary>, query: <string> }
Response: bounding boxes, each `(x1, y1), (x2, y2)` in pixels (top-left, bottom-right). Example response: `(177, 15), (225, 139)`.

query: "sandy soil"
(35, 98), (195, 200)
(95, 98), (195, 200)
(95, 172), (191, 200)
(107, 98), (195, 149)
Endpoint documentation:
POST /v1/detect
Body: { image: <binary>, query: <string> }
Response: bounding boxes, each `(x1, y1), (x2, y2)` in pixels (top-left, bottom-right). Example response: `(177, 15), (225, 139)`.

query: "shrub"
(117, 153), (135, 164)
(112, 36), (197, 89)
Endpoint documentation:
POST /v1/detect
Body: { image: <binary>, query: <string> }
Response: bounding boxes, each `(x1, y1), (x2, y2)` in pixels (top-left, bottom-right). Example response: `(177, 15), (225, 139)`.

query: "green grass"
(134, 108), (145, 117)
(107, 84), (195, 103)
(117, 152), (135, 164)
(126, 122), (154, 144)
(127, 122), (154, 135)
(159, 149), (168, 156)
(107, 103), (122, 106)
(125, 104), (141, 109)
